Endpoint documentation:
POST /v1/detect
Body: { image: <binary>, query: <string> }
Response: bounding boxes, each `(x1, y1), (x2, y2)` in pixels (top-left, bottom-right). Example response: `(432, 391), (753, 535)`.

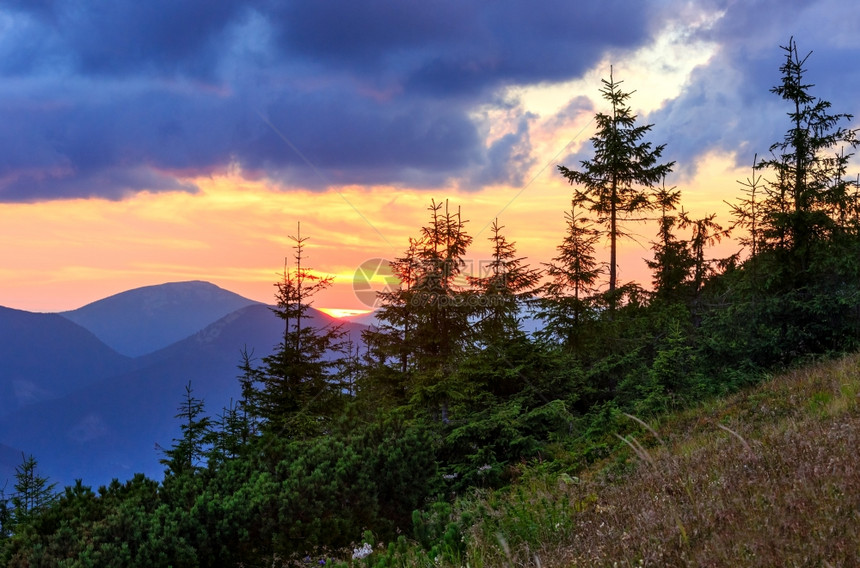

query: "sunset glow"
(317, 308), (375, 320)
(0, 151), (747, 312)
(1, 1), (857, 313)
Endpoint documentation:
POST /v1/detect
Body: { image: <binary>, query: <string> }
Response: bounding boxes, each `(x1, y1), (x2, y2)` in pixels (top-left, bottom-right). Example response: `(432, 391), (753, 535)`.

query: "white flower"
(352, 542), (373, 560)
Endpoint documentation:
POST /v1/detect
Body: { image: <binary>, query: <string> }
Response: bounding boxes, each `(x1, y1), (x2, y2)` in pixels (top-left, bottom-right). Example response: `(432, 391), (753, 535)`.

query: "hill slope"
(446, 354), (860, 567)
(60, 281), (260, 357)
(0, 306), (133, 417)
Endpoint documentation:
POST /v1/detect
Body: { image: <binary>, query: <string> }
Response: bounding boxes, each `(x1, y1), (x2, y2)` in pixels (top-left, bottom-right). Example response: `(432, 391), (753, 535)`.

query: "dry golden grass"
(458, 353), (860, 567)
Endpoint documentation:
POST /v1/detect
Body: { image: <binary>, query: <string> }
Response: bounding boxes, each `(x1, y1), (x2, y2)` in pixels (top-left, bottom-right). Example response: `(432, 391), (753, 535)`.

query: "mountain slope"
(60, 281), (261, 357)
(442, 353), (860, 567)
(0, 304), (366, 487)
(138, 303), (366, 366)
(0, 306), (133, 417)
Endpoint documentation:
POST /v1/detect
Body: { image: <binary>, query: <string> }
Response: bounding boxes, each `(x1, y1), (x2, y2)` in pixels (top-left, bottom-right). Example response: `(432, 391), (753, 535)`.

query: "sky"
(0, 0), (858, 313)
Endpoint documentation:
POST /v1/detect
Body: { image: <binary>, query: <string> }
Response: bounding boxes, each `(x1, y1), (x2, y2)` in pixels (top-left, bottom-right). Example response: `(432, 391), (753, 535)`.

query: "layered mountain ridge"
(0, 281), (366, 488)
(60, 280), (261, 357)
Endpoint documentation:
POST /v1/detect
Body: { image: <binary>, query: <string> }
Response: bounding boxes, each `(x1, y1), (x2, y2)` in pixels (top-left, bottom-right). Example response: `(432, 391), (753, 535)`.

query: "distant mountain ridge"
(60, 281), (261, 357)
(0, 284), (367, 488)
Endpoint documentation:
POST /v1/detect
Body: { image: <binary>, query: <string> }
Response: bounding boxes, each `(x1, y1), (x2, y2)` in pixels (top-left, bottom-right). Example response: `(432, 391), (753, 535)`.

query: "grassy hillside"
(429, 353), (860, 568)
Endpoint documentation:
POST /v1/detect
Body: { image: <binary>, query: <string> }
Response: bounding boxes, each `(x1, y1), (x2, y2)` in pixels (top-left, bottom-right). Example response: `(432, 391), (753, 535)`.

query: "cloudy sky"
(1, 0), (858, 313)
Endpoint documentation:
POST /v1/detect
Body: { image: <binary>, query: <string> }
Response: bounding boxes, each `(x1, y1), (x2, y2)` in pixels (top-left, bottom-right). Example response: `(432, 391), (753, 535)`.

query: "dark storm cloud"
(0, 0), (733, 202)
(241, 91), (485, 188)
(1, 0), (247, 77)
(647, 0), (860, 181)
(268, 0), (650, 95)
(0, 84), (237, 201)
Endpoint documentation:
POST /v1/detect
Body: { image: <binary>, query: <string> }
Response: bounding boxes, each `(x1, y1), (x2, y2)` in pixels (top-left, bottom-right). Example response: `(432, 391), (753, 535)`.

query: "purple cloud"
(0, 0), (856, 202)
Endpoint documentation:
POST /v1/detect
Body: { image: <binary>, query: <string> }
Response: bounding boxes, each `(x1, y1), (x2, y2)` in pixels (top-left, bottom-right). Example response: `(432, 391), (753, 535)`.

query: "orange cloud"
(0, 150), (750, 313)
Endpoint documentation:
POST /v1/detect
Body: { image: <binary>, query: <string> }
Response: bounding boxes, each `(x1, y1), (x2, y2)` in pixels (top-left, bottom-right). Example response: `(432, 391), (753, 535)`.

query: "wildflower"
(352, 542), (373, 560)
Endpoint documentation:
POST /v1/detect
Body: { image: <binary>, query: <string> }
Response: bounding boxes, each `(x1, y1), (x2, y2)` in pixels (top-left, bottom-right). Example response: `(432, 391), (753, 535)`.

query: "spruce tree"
(208, 398), (251, 464)
(536, 200), (603, 350)
(412, 199), (473, 371)
(236, 346), (262, 435)
(408, 200), (473, 422)
(252, 223), (347, 437)
(10, 454), (56, 527)
(559, 68), (674, 309)
(729, 155), (765, 294)
(679, 211), (730, 300)
(364, 237), (421, 376)
(358, 238), (421, 408)
(467, 218), (541, 346)
(366, 200), (473, 421)
(160, 381), (211, 476)
(646, 182), (692, 303)
(678, 209), (733, 326)
(758, 37), (859, 270)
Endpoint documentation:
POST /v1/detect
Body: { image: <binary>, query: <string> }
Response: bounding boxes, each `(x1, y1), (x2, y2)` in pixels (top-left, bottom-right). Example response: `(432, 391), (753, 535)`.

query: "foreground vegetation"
(434, 352), (860, 567)
(2, 37), (860, 566)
